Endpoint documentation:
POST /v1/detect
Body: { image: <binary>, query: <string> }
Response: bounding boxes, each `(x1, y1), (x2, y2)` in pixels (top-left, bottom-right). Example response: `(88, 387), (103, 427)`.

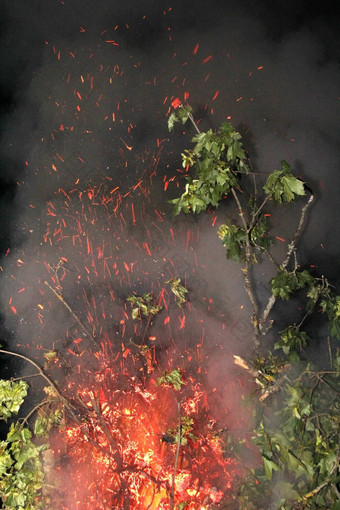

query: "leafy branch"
(167, 102), (317, 353)
(168, 101), (339, 508)
(126, 292), (162, 320)
(165, 278), (188, 307)
(156, 369), (185, 391)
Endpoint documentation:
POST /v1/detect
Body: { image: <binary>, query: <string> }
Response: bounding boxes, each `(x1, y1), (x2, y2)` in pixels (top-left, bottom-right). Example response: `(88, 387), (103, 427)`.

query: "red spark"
(179, 315), (186, 329)
(186, 230), (191, 251)
(131, 204), (136, 225)
(120, 138), (133, 150)
(171, 97), (182, 109)
(123, 348), (130, 358)
(193, 43), (199, 54)
(143, 242), (151, 256)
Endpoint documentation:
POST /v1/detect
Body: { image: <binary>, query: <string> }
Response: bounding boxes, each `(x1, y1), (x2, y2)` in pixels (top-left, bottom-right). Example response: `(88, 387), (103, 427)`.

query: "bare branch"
(44, 280), (98, 345)
(188, 113), (201, 134)
(249, 194), (271, 231)
(21, 399), (54, 427)
(170, 400), (182, 510)
(260, 193), (314, 330)
(0, 348), (79, 423)
(231, 188), (261, 351)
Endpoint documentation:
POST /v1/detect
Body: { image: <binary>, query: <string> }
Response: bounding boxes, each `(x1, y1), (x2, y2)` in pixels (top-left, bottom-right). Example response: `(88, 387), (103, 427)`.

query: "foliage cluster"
(0, 380), (46, 509)
(126, 292), (162, 319)
(245, 352), (340, 509)
(167, 102), (340, 509)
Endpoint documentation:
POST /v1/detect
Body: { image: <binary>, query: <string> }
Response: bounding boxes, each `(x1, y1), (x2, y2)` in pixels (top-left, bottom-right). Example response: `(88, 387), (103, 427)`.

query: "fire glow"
(6, 170), (253, 508)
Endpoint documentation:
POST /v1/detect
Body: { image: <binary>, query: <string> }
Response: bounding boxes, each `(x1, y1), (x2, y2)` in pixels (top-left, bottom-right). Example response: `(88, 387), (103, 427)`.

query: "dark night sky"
(0, 0), (339, 369)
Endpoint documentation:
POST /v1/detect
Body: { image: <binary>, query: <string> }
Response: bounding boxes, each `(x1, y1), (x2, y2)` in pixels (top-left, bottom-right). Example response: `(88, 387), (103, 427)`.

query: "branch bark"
(231, 188), (261, 352)
(260, 193), (314, 332)
(44, 280), (99, 345)
(0, 348), (79, 423)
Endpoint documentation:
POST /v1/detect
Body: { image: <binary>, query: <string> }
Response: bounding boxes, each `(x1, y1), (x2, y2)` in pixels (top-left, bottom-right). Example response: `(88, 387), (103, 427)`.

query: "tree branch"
(21, 399), (54, 427)
(44, 280), (99, 345)
(231, 188), (261, 351)
(260, 193), (314, 331)
(188, 113), (201, 134)
(170, 400), (182, 510)
(0, 348), (79, 423)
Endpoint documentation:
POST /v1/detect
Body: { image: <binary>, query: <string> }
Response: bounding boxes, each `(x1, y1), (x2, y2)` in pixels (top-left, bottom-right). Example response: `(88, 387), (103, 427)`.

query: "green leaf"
(156, 369), (185, 391)
(165, 278), (188, 306)
(270, 269), (313, 300)
(296, 270), (315, 288)
(275, 326), (309, 354)
(127, 293), (162, 318)
(330, 318), (340, 339)
(270, 270), (297, 300)
(0, 423), (46, 509)
(167, 105), (192, 132)
(263, 161), (305, 203)
(167, 416), (197, 445)
(262, 456), (280, 479)
(217, 222), (246, 261)
(0, 380), (28, 421)
(169, 117), (249, 216)
(318, 452), (337, 476)
(34, 405), (63, 437)
(320, 294), (340, 338)
(249, 215), (272, 252)
(43, 350), (58, 365)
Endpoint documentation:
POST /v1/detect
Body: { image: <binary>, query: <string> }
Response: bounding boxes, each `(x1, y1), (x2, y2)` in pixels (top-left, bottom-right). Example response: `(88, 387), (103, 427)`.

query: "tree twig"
(188, 113), (200, 134)
(0, 348), (79, 423)
(10, 373), (41, 382)
(299, 456), (339, 502)
(44, 281), (98, 345)
(260, 193), (314, 331)
(21, 399), (54, 427)
(231, 188), (261, 351)
(249, 194), (271, 231)
(170, 400), (182, 510)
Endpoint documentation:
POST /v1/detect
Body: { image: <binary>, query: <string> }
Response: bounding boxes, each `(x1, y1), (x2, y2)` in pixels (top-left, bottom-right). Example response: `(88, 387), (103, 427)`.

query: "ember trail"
(3, 171), (248, 509)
